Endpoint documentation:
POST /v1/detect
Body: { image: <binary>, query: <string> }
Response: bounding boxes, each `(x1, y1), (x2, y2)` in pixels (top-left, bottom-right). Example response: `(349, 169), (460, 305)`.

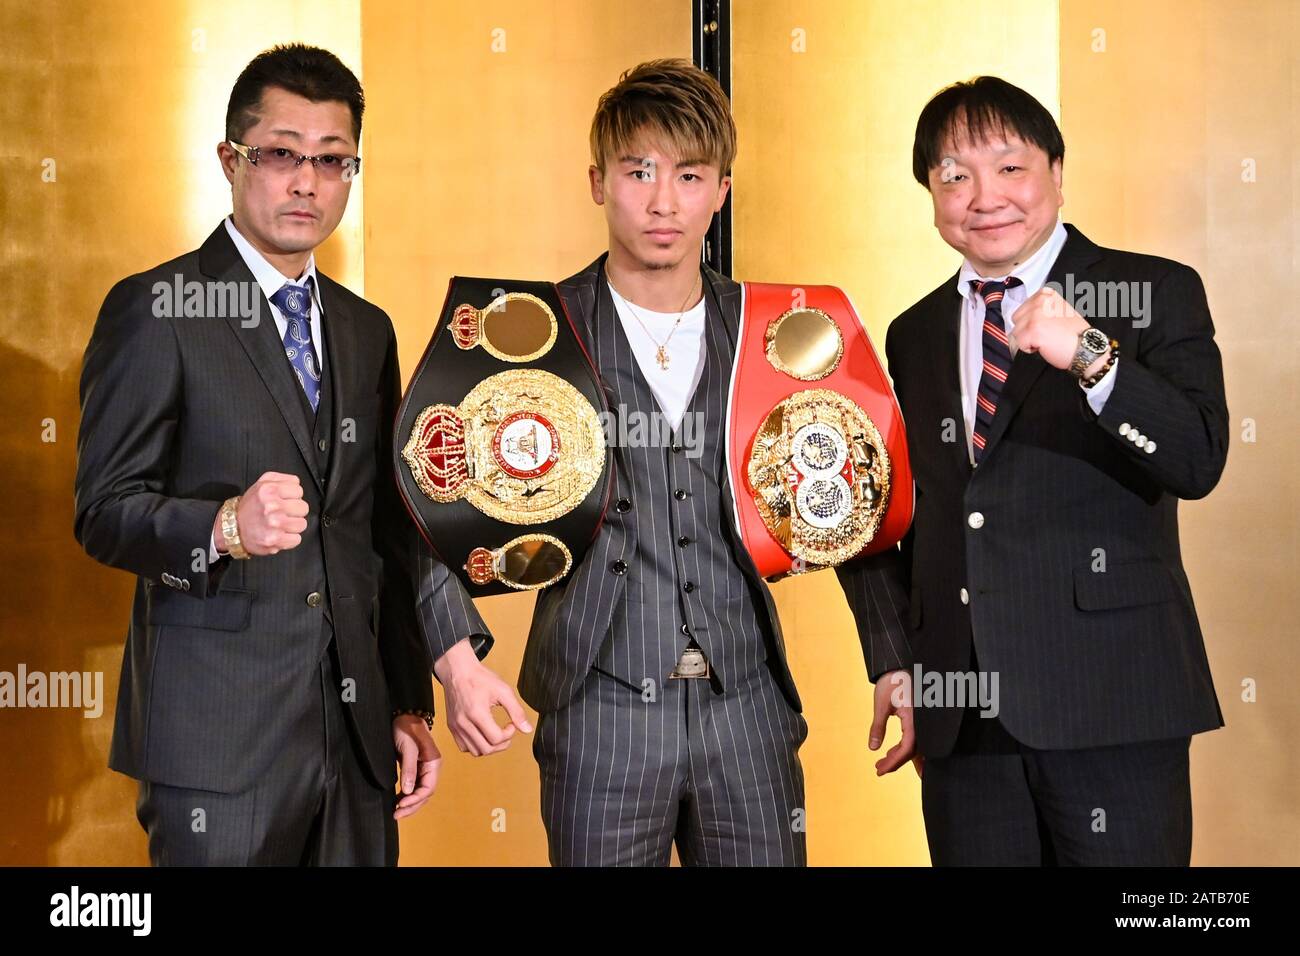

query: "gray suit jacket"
(417, 254), (912, 714)
(75, 222), (433, 793)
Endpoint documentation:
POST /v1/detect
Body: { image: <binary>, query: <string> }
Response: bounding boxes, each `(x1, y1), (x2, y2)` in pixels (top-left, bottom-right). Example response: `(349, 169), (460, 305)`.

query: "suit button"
(181, 579), (191, 592)
(1127, 431), (1139, 442)
(674, 489), (687, 500)
(306, 591), (322, 607)
(967, 511), (984, 529)
(1145, 441), (1157, 454)
(683, 581), (696, 593)
(677, 535), (691, 547)
(1135, 435), (1148, 449)
(615, 498), (632, 513)
(318, 438), (328, 452)
(610, 560), (628, 575)
(322, 513), (334, 527)
(680, 623), (691, 635)
(671, 444), (683, 454)
(1119, 422), (1131, 436)
(960, 587), (969, 605)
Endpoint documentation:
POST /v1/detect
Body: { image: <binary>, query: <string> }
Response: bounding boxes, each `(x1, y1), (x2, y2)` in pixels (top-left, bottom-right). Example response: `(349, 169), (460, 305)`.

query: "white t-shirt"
(607, 281), (708, 432)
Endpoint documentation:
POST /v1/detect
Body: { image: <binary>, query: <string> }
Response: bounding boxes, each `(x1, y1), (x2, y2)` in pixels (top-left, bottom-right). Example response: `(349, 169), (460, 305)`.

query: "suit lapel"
(978, 224), (1105, 464)
(317, 275), (356, 502)
(559, 253), (605, 360)
(199, 223), (325, 493)
(932, 278), (974, 479)
(704, 268), (743, 525)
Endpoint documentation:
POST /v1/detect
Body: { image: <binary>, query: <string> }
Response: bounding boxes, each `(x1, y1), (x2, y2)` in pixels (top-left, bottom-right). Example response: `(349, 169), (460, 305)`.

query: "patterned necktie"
(271, 277), (320, 412)
(970, 276), (1022, 464)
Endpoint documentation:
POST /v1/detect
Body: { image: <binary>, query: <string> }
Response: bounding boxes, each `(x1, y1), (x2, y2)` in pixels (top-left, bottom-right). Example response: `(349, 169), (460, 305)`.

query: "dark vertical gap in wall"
(693, 0), (732, 277)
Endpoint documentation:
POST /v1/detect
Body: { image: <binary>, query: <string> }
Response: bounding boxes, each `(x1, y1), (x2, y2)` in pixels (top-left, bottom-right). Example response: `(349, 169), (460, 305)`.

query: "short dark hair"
(912, 76), (1064, 188)
(225, 44), (364, 145)
(590, 58), (737, 176)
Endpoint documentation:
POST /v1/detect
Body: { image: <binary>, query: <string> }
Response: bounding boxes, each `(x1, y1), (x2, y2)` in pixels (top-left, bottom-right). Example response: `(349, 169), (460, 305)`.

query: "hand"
(869, 668), (917, 776)
(392, 714), (441, 820)
(214, 471), (309, 556)
(434, 639), (532, 756)
(1011, 287), (1100, 373)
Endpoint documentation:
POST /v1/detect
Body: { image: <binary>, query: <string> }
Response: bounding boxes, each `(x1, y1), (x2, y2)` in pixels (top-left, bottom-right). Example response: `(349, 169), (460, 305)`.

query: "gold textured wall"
(0, 0), (364, 865)
(1059, 0), (1299, 866)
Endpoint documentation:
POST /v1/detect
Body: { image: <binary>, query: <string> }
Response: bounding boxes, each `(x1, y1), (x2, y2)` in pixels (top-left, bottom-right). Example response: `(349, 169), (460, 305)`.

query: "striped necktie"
(970, 277), (1022, 464)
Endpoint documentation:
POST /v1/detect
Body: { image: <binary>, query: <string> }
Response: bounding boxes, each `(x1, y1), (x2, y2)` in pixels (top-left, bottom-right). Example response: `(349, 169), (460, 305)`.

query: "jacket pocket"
(147, 584), (255, 631)
(1073, 561), (1175, 611)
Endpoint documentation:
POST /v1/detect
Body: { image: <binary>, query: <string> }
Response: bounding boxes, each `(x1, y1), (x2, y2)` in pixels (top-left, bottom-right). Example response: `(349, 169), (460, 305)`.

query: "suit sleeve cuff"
(1081, 357), (1119, 415)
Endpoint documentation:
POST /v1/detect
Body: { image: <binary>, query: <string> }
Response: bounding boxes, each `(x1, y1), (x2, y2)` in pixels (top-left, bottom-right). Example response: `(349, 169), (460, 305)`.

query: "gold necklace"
(605, 266), (702, 371)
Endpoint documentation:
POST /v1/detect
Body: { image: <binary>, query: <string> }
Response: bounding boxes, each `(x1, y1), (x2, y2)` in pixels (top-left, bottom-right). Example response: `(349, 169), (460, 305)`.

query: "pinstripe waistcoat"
(519, 254), (798, 714)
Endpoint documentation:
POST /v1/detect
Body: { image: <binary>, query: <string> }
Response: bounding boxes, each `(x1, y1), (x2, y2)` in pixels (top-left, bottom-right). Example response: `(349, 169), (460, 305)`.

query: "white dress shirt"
(209, 216), (325, 562)
(608, 280), (708, 432)
(955, 218), (1117, 464)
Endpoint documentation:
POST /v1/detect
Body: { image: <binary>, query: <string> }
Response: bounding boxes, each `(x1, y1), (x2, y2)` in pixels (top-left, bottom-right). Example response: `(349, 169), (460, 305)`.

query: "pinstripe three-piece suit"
(417, 253), (912, 866)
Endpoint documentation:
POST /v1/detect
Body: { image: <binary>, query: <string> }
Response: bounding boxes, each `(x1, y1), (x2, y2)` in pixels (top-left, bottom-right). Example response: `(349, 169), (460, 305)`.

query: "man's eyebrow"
(267, 129), (352, 146)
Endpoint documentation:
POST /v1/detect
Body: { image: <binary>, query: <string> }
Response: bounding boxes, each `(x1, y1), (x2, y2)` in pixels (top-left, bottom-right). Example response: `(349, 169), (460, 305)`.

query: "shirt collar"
(956, 217), (1067, 301)
(223, 215), (319, 305)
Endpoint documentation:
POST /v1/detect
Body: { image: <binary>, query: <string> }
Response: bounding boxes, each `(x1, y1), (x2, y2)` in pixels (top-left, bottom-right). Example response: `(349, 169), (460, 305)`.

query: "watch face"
(1082, 328), (1109, 353)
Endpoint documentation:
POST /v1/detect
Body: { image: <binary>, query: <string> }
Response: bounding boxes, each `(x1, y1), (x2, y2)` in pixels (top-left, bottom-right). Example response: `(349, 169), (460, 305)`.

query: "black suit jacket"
(74, 222), (433, 793)
(886, 224), (1227, 757)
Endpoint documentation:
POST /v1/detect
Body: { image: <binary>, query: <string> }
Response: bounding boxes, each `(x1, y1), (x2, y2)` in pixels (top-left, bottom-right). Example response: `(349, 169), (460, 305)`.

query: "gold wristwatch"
(219, 496), (250, 560)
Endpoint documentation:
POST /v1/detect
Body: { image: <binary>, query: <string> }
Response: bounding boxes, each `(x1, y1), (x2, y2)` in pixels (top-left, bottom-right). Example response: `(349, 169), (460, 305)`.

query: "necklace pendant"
(655, 345), (670, 370)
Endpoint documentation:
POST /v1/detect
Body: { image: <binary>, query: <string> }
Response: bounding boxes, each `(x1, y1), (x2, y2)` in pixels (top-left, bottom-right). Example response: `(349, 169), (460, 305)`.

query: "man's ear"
(588, 164), (605, 205)
(1052, 157), (1064, 206)
(217, 142), (238, 185)
(714, 174), (732, 212)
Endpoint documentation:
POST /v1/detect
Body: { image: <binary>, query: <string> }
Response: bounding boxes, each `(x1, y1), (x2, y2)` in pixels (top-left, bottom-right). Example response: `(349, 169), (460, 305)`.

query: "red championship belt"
(726, 283), (914, 580)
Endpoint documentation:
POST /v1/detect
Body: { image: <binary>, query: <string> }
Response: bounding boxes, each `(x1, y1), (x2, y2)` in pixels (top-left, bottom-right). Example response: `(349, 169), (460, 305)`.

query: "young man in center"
(418, 59), (915, 866)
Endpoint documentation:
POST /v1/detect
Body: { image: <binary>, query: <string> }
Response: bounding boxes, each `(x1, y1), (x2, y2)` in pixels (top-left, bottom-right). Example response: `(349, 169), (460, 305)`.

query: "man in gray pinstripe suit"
(416, 60), (916, 866)
(75, 45), (439, 865)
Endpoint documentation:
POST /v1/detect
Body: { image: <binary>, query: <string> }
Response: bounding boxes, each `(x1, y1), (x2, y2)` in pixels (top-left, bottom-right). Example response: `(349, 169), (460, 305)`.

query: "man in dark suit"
(414, 59), (916, 866)
(887, 76), (1228, 865)
(74, 44), (438, 865)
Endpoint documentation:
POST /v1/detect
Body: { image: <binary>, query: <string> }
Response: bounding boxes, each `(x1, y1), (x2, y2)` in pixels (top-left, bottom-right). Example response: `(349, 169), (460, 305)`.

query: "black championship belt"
(394, 278), (612, 597)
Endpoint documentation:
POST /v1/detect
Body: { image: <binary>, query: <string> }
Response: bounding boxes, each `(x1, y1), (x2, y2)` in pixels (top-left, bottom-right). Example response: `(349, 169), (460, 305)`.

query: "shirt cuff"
(1082, 357), (1119, 414)
(209, 530), (224, 566)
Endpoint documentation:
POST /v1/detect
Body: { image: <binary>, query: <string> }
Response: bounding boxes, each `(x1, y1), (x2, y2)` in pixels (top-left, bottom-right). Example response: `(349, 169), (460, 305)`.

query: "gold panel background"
(0, 0), (364, 865)
(0, 0), (1293, 866)
(1058, 0), (1299, 865)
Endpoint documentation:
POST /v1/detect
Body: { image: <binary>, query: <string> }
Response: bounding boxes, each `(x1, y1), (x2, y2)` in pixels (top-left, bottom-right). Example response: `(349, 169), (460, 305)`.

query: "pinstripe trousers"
(533, 662), (809, 866)
(134, 634), (398, 866)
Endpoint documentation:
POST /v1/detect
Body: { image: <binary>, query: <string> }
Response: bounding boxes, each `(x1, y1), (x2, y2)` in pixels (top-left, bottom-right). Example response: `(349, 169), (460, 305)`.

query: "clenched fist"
(1010, 286), (1100, 373)
(215, 471), (309, 556)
